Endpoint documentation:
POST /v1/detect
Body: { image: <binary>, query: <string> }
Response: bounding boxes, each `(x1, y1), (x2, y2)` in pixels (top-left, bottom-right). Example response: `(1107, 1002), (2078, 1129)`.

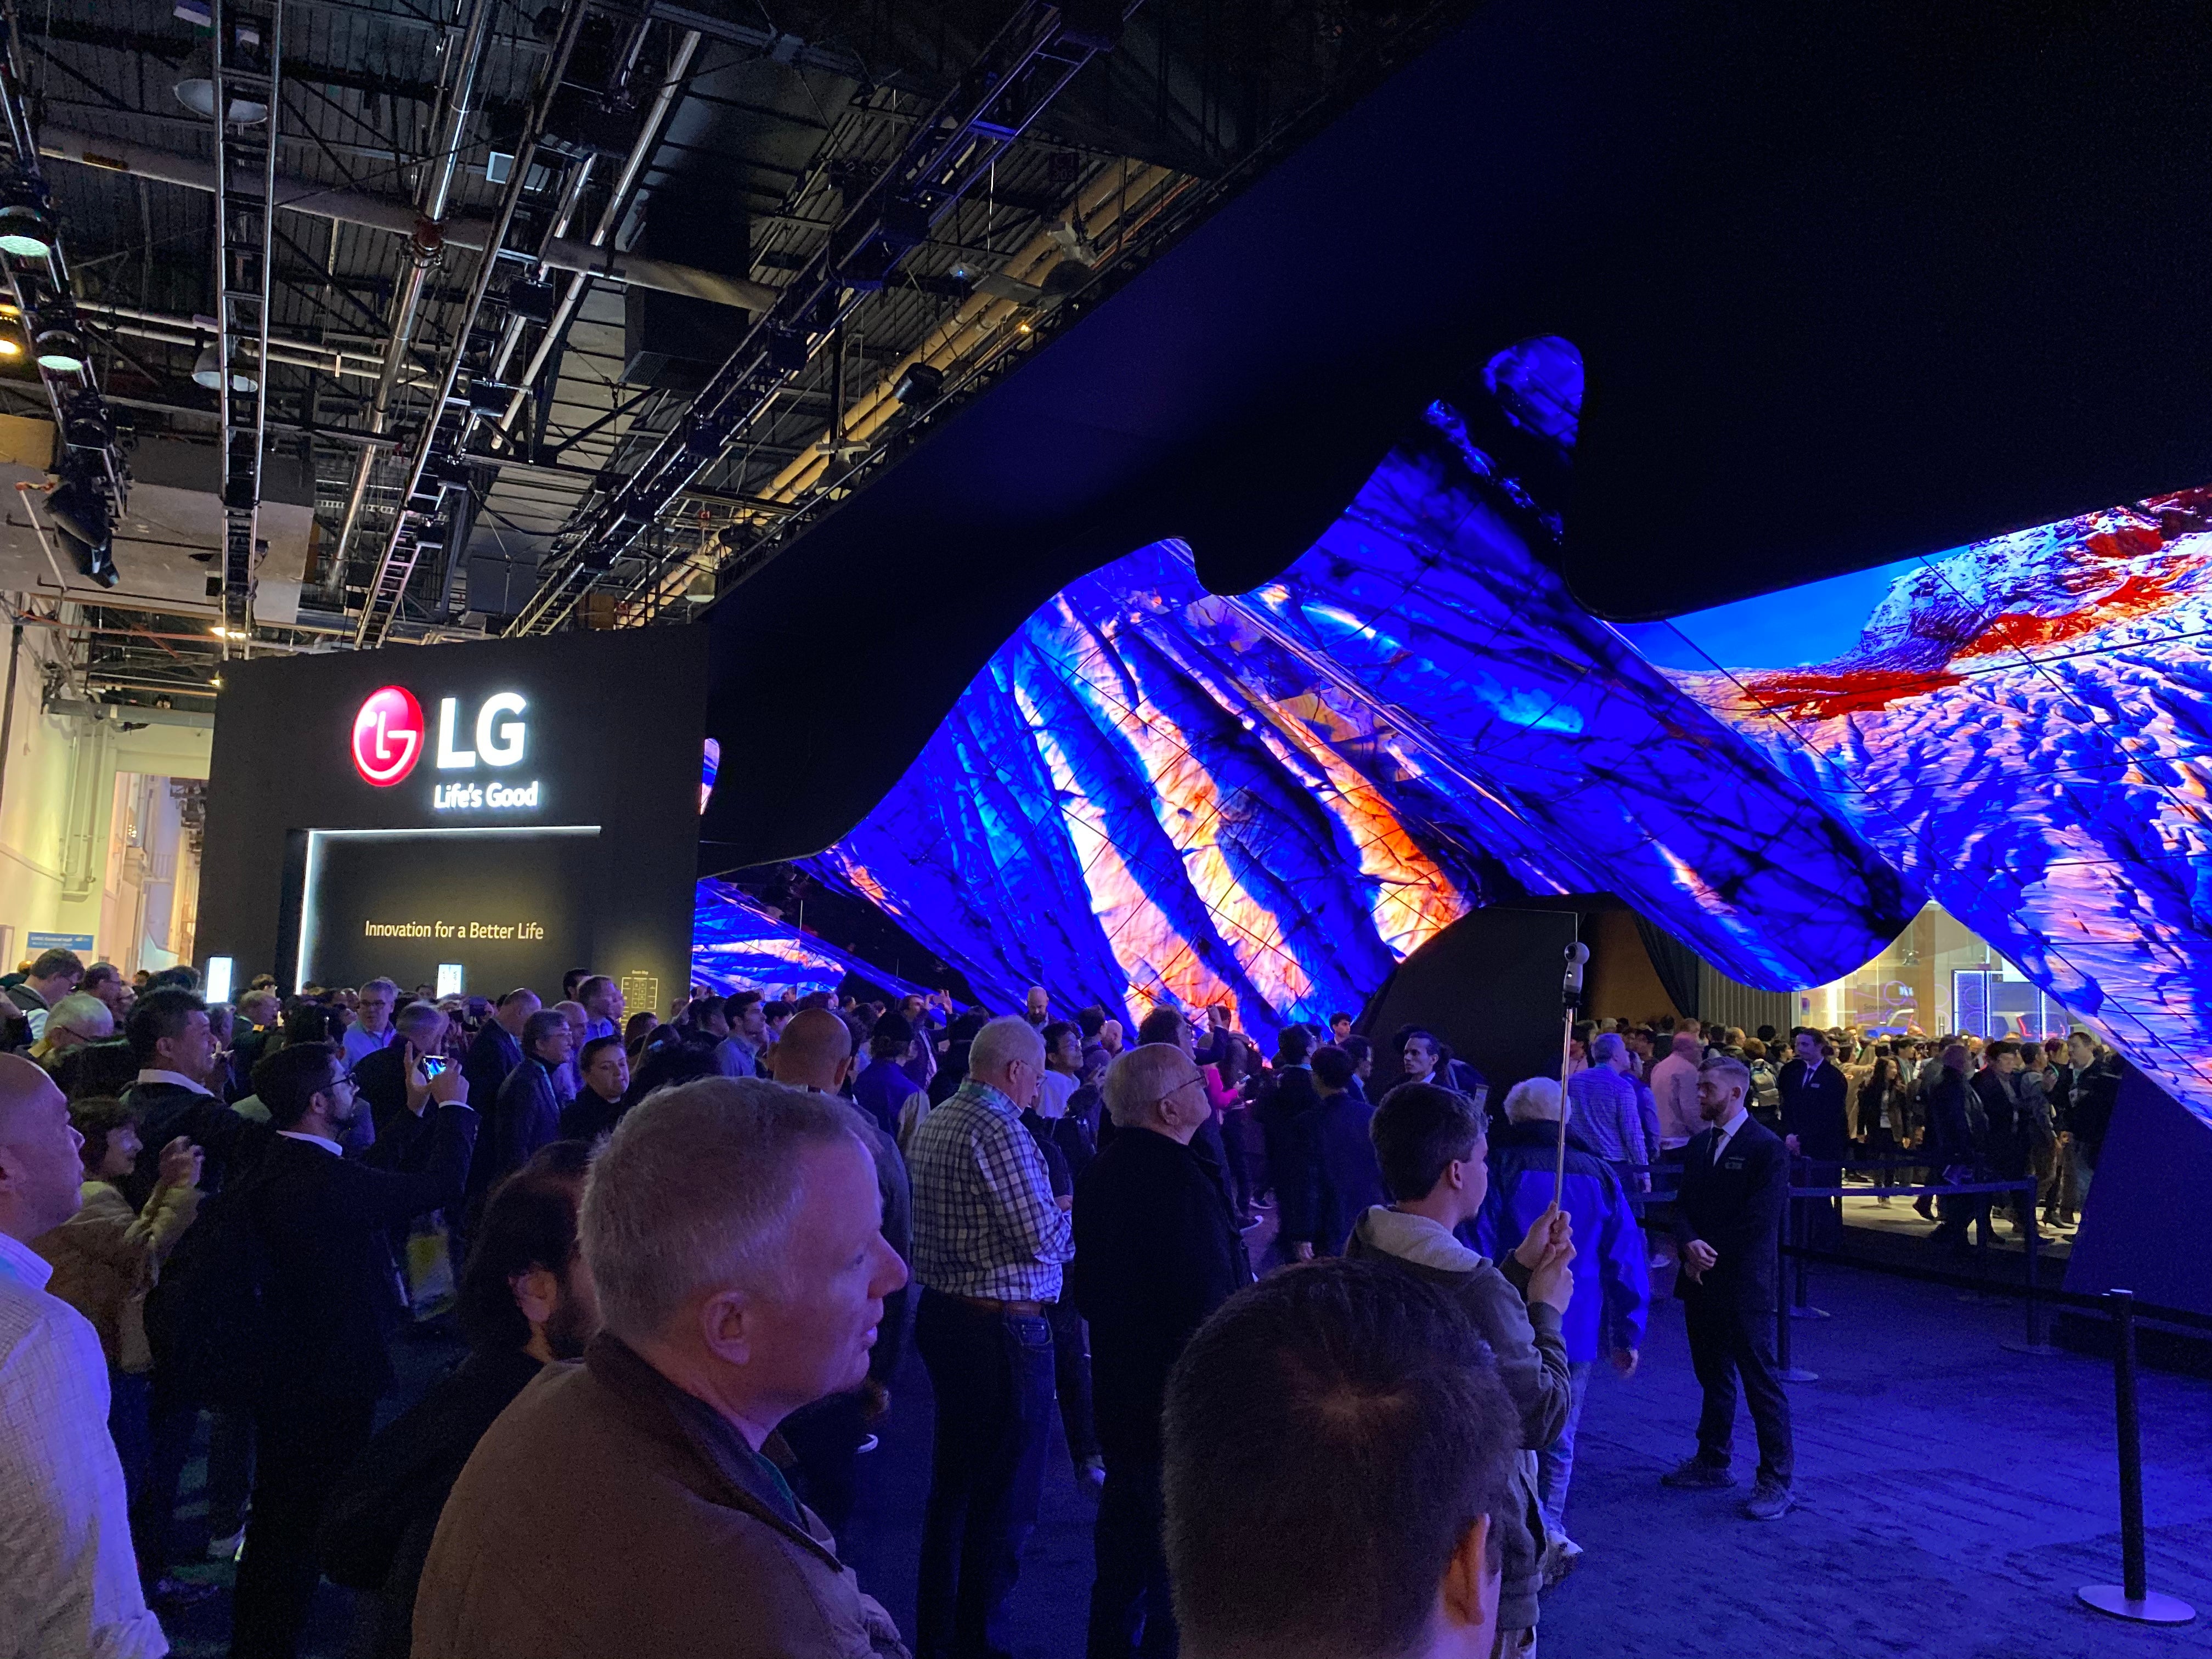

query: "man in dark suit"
(1776, 1029), (1848, 1247)
(459, 989), (538, 1119)
(229, 1039), (476, 1659)
(479, 1010), (572, 1216)
(1073, 1041), (1252, 1659)
(118, 988), (257, 1209)
(1663, 1054), (1795, 1521)
(1249, 1025), (1319, 1207)
(1280, 1046), (1385, 1260)
(353, 1001), (450, 1140)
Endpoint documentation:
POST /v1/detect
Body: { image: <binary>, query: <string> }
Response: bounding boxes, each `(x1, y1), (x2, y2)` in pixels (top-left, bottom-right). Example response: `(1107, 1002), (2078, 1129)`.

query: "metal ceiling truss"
(349, 0), (631, 647)
(212, 0), (281, 640)
(506, 0), (1139, 637)
(0, 12), (127, 579)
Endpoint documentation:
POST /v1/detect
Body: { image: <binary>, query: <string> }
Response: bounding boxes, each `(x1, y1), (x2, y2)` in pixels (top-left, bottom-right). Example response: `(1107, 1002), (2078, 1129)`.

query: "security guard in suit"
(1662, 1053), (1796, 1520)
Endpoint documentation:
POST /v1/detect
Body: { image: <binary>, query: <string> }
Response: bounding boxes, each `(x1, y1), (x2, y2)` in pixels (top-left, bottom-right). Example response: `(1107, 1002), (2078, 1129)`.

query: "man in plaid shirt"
(907, 1015), (1073, 1659)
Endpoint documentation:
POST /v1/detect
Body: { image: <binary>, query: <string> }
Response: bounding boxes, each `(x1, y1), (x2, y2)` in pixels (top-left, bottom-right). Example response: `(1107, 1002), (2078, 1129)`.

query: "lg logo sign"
(351, 686), (538, 810)
(351, 686), (424, 785)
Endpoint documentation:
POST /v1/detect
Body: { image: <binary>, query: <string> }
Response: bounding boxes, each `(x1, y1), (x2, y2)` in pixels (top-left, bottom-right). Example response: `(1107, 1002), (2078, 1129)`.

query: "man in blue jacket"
(1473, 1075), (1650, 1579)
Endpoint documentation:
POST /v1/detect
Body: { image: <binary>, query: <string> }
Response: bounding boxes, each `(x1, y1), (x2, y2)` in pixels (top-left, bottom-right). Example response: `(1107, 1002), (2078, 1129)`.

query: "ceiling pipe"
(492, 26), (706, 437)
(328, 0), (498, 600)
(38, 125), (774, 307)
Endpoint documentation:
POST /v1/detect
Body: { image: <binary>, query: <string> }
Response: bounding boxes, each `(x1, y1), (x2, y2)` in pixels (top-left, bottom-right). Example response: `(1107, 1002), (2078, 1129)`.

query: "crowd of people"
(0, 944), (2133, 1659)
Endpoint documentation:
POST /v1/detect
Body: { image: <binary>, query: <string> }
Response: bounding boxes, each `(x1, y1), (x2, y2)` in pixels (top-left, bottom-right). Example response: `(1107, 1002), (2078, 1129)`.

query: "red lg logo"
(352, 686), (424, 786)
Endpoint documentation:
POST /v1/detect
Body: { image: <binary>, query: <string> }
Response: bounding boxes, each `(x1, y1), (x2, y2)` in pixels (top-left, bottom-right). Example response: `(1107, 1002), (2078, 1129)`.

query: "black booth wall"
(199, 627), (708, 1007)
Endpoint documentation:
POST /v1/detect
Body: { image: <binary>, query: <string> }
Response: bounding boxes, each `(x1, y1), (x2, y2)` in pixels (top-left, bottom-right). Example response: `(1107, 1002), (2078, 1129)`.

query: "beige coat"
(33, 1178), (200, 1371)
(413, 1334), (909, 1659)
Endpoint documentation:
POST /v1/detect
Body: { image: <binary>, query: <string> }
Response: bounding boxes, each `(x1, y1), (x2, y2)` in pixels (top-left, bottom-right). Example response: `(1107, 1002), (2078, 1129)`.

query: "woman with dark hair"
(1856, 1052), (1903, 1203)
(1205, 1030), (1257, 1223)
(320, 1144), (598, 1659)
(31, 1097), (204, 1525)
(622, 1009), (659, 1062)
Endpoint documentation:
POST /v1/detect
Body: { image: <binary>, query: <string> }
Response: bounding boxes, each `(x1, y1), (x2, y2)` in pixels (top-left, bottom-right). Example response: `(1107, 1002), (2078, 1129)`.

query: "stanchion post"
(1790, 1156), (1829, 1320)
(2078, 1289), (2196, 1624)
(1775, 1184), (1816, 1383)
(2001, 1181), (2063, 1357)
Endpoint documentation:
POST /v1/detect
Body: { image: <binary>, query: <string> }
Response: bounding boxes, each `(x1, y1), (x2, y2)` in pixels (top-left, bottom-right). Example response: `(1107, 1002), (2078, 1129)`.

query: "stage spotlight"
(0, 337), (20, 357)
(35, 320), (86, 373)
(893, 361), (944, 408)
(47, 465), (117, 588)
(0, 205), (52, 259)
(61, 391), (112, 450)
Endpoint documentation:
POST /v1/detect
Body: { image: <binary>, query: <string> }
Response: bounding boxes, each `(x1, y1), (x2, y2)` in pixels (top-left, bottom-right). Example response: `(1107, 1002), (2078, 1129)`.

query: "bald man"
(0, 1053), (168, 1656)
(769, 1009), (914, 1535)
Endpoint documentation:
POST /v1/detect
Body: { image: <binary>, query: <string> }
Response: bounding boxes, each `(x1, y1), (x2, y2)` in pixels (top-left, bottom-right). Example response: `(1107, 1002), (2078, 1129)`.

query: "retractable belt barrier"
(1640, 1153), (2198, 1625)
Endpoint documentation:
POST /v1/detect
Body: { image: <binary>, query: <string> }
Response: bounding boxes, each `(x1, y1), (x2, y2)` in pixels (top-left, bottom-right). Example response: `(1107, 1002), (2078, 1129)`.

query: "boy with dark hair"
(1345, 1082), (1575, 1654)
(1164, 1260), (1521, 1659)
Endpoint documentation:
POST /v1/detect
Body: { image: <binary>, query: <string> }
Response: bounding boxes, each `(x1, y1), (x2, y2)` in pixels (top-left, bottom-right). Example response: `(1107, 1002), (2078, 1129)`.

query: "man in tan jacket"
(413, 1075), (912, 1658)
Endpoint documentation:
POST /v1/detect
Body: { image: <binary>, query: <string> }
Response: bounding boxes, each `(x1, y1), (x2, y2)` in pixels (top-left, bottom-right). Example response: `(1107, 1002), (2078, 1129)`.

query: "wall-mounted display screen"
(296, 827), (602, 994)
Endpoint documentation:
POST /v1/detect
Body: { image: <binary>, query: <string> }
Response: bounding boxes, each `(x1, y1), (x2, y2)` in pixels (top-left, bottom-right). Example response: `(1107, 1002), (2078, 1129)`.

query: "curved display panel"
(1623, 487), (2212, 1126)
(809, 413), (1922, 1043)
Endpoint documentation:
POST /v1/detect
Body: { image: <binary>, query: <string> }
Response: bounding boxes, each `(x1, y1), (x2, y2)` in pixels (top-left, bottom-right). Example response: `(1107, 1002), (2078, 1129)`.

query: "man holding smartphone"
(354, 1001), (452, 1142)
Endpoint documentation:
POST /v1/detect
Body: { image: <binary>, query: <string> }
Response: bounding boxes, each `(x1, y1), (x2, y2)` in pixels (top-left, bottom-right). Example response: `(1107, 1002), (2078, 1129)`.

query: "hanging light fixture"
(0, 171), (53, 259)
(174, 26), (269, 125)
(34, 322), (87, 374)
(191, 340), (257, 392)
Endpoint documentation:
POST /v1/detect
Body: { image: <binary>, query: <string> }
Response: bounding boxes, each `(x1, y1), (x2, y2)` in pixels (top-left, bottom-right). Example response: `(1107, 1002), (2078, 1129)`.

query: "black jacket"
(1673, 1115), (1788, 1312)
(557, 1088), (625, 1144)
(1925, 1069), (1978, 1167)
(1281, 1093), (1386, 1256)
(117, 1079), (262, 1211)
(1070, 1127), (1252, 1464)
(1971, 1068), (2030, 1176)
(2069, 1056), (2122, 1163)
(1776, 1057), (1850, 1160)
(321, 1344), (544, 1659)
(249, 1104), (478, 1400)
(354, 1042), (417, 1141)
(481, 1059), (560, 1205)
(1250, 1065), (1320, 1196)
(460, 1024), (523, 1121)
(52, 1039), (139, 1102)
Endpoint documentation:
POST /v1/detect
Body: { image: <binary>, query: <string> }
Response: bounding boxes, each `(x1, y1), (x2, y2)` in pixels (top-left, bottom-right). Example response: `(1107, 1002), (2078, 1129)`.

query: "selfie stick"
(1556, 941), (1589, 1197)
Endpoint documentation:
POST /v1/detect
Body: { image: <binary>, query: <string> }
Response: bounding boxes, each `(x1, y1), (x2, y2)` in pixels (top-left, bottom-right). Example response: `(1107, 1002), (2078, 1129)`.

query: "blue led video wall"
(1620, 488), (2212, 1127)
(799, 362), (1922, 1048)
(691, 877), (935, 1002)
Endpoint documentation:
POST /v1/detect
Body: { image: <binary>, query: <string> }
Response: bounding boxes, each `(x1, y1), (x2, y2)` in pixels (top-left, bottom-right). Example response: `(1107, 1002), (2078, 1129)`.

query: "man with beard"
(228, 1041), (477, 1658)
(321, 1142), (601, 1659)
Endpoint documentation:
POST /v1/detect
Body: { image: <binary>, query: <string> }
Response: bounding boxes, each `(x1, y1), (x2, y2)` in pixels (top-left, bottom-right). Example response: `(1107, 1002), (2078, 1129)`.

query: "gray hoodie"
(1346, 1206), (1573, 1637)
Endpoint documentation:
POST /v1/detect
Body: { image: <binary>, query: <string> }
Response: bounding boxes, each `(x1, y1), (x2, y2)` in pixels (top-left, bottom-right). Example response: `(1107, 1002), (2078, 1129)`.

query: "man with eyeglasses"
(226, 1040), (476, 1658)
(1071, 1041), (1252, 1658)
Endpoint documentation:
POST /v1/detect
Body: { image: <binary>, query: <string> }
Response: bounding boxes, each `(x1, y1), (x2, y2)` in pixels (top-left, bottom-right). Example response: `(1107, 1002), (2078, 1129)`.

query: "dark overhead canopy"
(704, 0), (2212, 863)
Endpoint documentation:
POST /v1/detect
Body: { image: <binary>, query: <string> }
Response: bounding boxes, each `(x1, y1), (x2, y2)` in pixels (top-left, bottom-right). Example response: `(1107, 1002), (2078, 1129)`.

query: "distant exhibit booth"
(198, 628), (709, 1011)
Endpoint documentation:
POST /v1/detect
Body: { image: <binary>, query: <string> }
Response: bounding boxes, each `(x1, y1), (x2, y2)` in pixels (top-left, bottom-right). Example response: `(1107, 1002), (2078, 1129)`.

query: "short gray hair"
(44, 992), (111, 1041)
(582, 1076), (857, 1344)
(1103, 1043), (1195, 1128)
(393, 1000), (446, 1043)
(968, 1015), (1044, 1080)
(359, 977), (399, 1000)
(1590, 1032), (1624, 1064)
(1504, 1076), (1565, 1123)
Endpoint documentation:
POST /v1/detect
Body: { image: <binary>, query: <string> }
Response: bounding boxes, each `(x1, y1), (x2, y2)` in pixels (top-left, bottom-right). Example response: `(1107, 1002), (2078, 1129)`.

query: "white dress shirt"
(132, 1069), (211, 1096)
(274, 1130), (344, 1156)
(0, 1229), (169, 1658)
(1708, 1104), (1751, 1164)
